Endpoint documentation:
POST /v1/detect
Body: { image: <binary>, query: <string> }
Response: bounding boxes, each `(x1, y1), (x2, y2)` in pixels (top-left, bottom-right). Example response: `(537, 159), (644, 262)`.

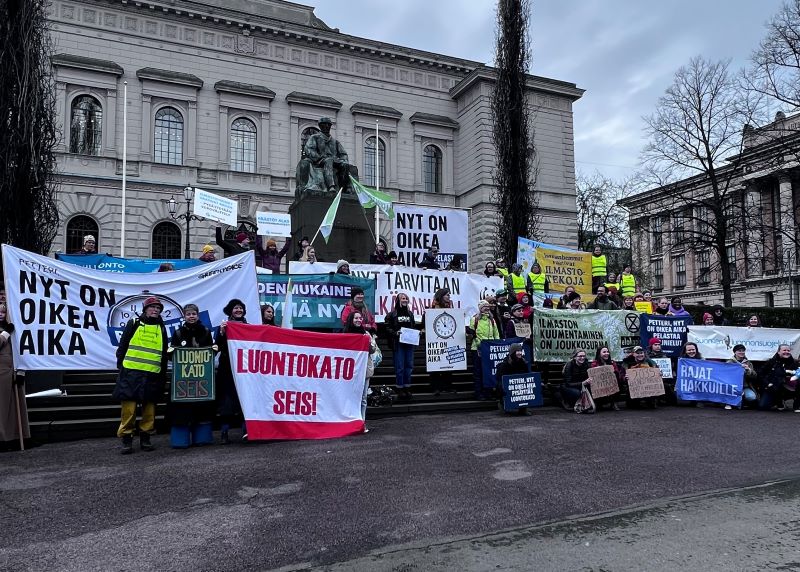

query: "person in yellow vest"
(591, 245), (607, 293)
(506, 263), (528, 297)
(496, 257), (510, 278)
(620, 264), (637, 298)
(527, 262), (550, 294)
(113, 296), (169, 454)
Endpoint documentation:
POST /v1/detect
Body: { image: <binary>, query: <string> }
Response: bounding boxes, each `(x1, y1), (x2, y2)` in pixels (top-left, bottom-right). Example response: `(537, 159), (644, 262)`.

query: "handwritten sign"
(256, 211), (292, 236)
(652, 358), (674, 379)
(502, 372), (543, 411)
(171, 347), (215, 402)
(635, 302), (652, 313)
(627, 367), (665, 399)
(587, 365), (619, 399)
(194, 188), (237, 226)
(513, 322), (531, 339)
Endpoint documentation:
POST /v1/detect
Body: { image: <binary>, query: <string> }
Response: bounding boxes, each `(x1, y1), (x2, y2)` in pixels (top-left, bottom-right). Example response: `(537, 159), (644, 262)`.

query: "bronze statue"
(295, 117), (358, 196)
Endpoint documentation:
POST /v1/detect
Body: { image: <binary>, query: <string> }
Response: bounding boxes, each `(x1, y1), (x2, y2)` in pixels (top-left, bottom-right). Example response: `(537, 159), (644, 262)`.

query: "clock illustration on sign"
(433, 312), (458, 339)
(107, 291), (184, 328)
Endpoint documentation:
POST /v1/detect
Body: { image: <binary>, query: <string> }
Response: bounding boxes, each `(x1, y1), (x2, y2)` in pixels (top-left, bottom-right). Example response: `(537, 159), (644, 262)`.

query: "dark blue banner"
(676, 358), (745, 406)
(502, 372), (543, 411)
(56, 253), (203, 273)
(639, 314), (693, 357)
(480, 337), (532, 389)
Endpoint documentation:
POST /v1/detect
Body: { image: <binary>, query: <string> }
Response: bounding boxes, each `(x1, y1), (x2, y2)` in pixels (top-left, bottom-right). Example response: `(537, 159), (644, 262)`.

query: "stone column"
(105, 88), (117, 155)
(778, 173), (797, 268)
(139, 94), (152, 160)
(259, 111), (270, 175)
(744, 184), (764, 277)
(217, 105), (228, 169)
(55, 81), (67, 152)
(186, 100), (198, 167)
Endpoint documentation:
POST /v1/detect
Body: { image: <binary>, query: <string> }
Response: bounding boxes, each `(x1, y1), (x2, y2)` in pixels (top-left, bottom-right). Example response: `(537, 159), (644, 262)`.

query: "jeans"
(559, 386), (581, 409)
(393, 343), (414, 388)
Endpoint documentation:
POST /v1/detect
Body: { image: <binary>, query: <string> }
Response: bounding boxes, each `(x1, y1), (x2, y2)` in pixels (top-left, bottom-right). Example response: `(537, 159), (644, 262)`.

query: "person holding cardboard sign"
(384, 293), (418, 401)
(589, 345), (623, 410)
(621, 346), (660, 409)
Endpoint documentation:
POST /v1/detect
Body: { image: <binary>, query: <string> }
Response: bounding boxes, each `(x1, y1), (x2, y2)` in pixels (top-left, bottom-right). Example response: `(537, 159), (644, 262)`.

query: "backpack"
(573, 382), (596, 414)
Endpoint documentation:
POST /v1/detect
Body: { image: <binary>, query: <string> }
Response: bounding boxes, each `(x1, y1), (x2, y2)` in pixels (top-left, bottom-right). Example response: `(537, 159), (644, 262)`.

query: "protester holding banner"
(560, 348), (590, 410)
(653, 297), (671, 316)
(757, 345), (798, 411)
(669, 297), (690, 317)
(388, 251), (400, 265)
(384, 293), (417, 401)
(261, 304), (276, 326)
(505, 304), (531, 339)
(420, 246), (440, 270)
(113, 297), (169, 454)
(470, 301), (501, 399)
(427, 288), (456, 396)
(293, 237), (310, 261)
(199, 245), (216, 263)
(527, 263), (549, 294)
(343, 311), (377, 430)
(591, 246), (607, 293)
(587, 286), (619, 310)
(711, 305), (730, 326)
(256, 237), (291, 274)
(495, 343), (532, 415)
(589, 345), (623, 410)
(605, 273), (620, 296)
(216, 227), (251, 257)
(726, 344), (759, 410)
(621, 296), (636, 311)
(336, 260), (351, 275)
(299, 246), (317, 263)
(556, 286), (576, 309)
(341, 287), (376, 334)
(74, 234), (97, 255)
(0, 304), (29, 451)
(216, 299), (248, 443)
(622, 346), (659, 409)
(748, 314), (763, 327)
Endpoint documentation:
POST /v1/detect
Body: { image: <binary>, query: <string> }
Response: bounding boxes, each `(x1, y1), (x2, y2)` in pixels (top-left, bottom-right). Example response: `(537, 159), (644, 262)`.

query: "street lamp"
(169, 184), (204, 259)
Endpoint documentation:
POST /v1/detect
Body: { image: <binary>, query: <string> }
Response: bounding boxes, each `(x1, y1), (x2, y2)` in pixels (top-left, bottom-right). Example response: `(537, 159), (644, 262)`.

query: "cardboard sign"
(193, 188), (238, 226)
(635, 301), (653, 313)
(502, 372), (543, 411)
(513, 322), (531, 339)
(627, 367), (665, 399)
(587, 365), (619, 399)
(652, 358), (674, 379)
(424, 309), (467, 372)
(256, 211), (291, 236)
(171, 347), (215, 402)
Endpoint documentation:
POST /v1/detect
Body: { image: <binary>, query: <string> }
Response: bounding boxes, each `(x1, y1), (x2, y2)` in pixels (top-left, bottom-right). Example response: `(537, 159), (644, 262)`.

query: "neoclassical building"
(49, 0), (584, 267)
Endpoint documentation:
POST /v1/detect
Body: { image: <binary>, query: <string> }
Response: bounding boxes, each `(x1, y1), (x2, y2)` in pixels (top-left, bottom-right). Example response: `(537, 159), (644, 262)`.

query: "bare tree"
(576, 172), (631, 251)
(0, 0), (60, 269)
(746, 0), (800, 109)
(492, 0), (538, 264)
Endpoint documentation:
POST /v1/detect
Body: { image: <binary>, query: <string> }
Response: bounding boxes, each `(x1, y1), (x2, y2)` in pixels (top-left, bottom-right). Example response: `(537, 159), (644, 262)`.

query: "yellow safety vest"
(509, 273), (527, 293)
(528, 272), (546, 293)
(122, 321), (164, 373)
(591, 254), (607, 277)
(497, 267), (509, 277)
(620, 274), (636, 297)
(605, 282), (620, 292)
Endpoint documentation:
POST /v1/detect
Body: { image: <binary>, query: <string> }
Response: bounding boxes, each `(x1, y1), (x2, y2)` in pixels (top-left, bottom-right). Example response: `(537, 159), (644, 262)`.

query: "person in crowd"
(484, 261), (501, 278)
(621, 345), (660, 409)
(299, 246), (317, 263)
(167, 304), (216, 449)
(384, 293), (417, 401)
(470, 300), (501, 400)
(420, 246), (440, 270)
(388, 251), (400, 266)
(620, 264), (637, 298)
(647, 337), (674, 402)
(199, 245), (216, 263)
(701, 312), (714, 326)
(589, 345), (623, 411)
(605, 272), (620, 295)
(758, 344), (798, 411)
(560, 348), (590, 410)
(516, 292), (534, 320)
(341, 287), (377, 334)
(711, 305), (730, 326)
(748, 314), (762, 327)
(621, 295), (636, 311)
(591, 245), (607, 293)
(427, 288), (456, 395)
(543, 298), (554, 308)
(727, 344), (758, 410)
(669, 296), (690, 317)
(506, 263), (528, 297)
(343, 310), (377, 432)
(158, 263), (174, 272)
(495, 257), (510, 278)
(493, 289), (511, 336)
(643, 291), (653, 302)
(653, 297), (671, 316)
(496, 343), (532, 415)
(587, 286), (619, 310)
(336, 259), (351, 275)
(261, 303), (276, 325)
(113, 297), (169, 454)
(74, 234), (97, 255)
(527, 262), (549, 295)
(445, 255), (464, 272)
(293, 236), (310, 261)
(678, 342), (705, 407)
(215, 228), (251, 257)
(0, 304), (29, 452)
(556, 286), (576, 309)
(256, 236), (291, 274)
(505, 304), (529, 339)
(647, 337), (667, 359)
(216, 299), (248, 443)
(370, 242), (389, 264)
(566, 292), (583, 310)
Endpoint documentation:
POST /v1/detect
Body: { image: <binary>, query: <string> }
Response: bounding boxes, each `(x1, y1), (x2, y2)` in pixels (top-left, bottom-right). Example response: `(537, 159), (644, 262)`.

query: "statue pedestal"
(289, 193), (376, 264)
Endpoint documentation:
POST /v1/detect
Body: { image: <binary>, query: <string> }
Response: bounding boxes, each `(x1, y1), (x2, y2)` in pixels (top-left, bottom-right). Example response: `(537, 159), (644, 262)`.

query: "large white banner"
(392, 204), (469, 267)
(687, 325), (800, 361)
(226, 322), (368, 440)
(1, 245), (260, 370)
(289, 262), (502, 324)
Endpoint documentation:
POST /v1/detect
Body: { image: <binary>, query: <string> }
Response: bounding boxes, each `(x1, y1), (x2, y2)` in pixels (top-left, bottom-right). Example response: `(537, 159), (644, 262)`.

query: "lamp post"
(169, 184), (204, 259)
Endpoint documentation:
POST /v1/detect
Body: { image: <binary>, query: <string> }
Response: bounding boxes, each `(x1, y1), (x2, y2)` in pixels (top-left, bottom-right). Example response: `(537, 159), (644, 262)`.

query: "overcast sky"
(314, 0), (786, 182)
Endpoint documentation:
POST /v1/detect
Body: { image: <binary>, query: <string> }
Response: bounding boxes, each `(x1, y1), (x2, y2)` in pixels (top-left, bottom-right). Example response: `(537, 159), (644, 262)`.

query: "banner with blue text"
(56, 253), (203, 273)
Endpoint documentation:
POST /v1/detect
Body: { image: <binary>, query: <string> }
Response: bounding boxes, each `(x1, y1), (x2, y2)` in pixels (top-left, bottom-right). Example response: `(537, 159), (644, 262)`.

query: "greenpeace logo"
(198, 263), (243, 279)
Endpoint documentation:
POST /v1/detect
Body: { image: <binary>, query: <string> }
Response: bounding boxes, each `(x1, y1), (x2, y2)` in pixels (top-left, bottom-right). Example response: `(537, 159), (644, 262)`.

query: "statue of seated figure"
(295, 116), (358, 197)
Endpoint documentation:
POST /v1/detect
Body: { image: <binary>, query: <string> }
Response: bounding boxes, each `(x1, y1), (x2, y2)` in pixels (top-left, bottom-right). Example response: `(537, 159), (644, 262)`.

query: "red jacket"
(341, 302), (377, 332)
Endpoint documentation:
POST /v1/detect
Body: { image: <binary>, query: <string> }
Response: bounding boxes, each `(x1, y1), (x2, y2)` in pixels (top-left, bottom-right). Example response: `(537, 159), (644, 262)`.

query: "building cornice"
(449, 65), (585, 102)
(349, 102), (402, 120)
(409, 112), (459, 130)
(51, 53), (124, 75)
(136, 67), (203, 88)
(214, 80), (275, 99)
(285, 91), (342, 110)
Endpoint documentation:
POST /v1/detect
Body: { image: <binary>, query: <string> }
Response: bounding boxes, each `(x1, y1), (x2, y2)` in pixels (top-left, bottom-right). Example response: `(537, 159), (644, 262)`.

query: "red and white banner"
(226, 322), (369, 440)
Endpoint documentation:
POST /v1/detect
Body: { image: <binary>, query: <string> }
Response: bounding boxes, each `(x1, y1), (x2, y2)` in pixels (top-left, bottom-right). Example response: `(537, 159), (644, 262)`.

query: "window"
(65, 215), (99, 254)
(300, 126), (319, 158)
(423, 145), (442, 193)
(230, 118), (257, 173)
(696, 250), (711, 285)
(363, 136), (386, 188)
(695, 205), (712, 240)
(724, 199), (737, 240)
(726, 244), (738, 282)
(154, 107), (184, 165)
(765, 292), (775, 308)
(673, 211), (686, 245)
(674, 255), (687, 288)
(652, 258), (664, 290)
(70, 95), (103, 155)
(651, 217), (663, 254)
(151, 221), (181, 259)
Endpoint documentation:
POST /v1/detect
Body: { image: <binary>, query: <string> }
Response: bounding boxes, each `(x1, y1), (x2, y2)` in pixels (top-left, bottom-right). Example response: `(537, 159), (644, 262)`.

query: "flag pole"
(374, 119), (380, 247)
(120, 80), (128, 257)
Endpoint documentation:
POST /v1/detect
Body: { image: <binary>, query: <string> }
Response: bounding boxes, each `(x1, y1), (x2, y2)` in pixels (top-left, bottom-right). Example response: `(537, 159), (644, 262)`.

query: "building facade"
(619, 112), (800, 308)
(49, 0), (584, 267)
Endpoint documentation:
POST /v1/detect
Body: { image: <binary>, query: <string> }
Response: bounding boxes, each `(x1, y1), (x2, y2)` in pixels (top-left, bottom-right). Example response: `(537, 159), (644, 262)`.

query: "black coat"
(168, 321), (216, 426)
(384, 306), (417, 344)
(759, 355), (798, 391)
(112, 317), (169, 403)
(562, 359), (590, 389)
(216, 317), (246, 419)
(495, 356), (530, 390)
(216, 227), (250, 258)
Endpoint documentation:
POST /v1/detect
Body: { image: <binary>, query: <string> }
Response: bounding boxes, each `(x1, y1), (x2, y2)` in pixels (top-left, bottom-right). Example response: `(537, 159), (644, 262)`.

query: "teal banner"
(257, 274), (376, 329)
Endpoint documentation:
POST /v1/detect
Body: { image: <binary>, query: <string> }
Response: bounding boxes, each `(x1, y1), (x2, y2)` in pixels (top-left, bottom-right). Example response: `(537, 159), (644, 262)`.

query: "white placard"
(193, 188), (238, 226)
(651, 358), (674, 379)
(256, 211), (291, 237)
(399, 327), (421, 346)
(392, 205), (469, 267)
(424, 308), (467, 372)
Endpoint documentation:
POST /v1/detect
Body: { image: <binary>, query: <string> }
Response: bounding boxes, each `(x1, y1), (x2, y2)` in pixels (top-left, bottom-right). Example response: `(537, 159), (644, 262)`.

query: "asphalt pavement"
(2, 406), (800, 571)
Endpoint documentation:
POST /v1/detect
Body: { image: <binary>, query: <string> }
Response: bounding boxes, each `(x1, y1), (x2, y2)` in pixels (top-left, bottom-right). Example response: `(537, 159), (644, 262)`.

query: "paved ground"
(2, 407), (800, 571)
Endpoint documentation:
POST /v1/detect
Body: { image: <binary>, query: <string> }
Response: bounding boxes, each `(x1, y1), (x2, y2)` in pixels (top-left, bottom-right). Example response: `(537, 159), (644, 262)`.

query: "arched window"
(423, 145), (442, 193)
(154, 107), (183, 165)
(300, 126), (319, 158)
(151, 221), (182, 259)
(65, 215), (99, 254)
(363, 136), (386, 188)
(230, 117), (257, 173)
(69, 95), (103, 155)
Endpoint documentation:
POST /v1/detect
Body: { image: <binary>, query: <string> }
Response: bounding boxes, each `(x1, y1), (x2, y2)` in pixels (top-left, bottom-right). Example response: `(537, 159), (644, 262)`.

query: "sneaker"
(120, 435), (133, 455)
(724, 405), (733, 410)
(220, 430), (230, 445)
(139, 433), (154, 452)
(794, 409), (800, 413)
(241, 433), (248, 442)
(363, 427), (370, 434)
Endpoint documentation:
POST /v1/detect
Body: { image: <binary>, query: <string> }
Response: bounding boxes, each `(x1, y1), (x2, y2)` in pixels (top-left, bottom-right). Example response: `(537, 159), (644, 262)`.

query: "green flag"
(317, 189), (342, 244)
(349, 175), (394, 218)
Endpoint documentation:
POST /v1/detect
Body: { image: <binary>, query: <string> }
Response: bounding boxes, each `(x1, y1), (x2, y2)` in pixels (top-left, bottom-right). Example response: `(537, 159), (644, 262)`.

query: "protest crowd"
(2, 222), (799, 455)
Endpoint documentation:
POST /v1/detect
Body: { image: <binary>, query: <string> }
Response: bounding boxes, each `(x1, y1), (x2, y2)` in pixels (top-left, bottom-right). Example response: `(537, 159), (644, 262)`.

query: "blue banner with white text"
(480, 337), (531, 390)
(640, 314), (693, 357)
(676, 358), (745, 406)
(56, 253), (203, 273)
